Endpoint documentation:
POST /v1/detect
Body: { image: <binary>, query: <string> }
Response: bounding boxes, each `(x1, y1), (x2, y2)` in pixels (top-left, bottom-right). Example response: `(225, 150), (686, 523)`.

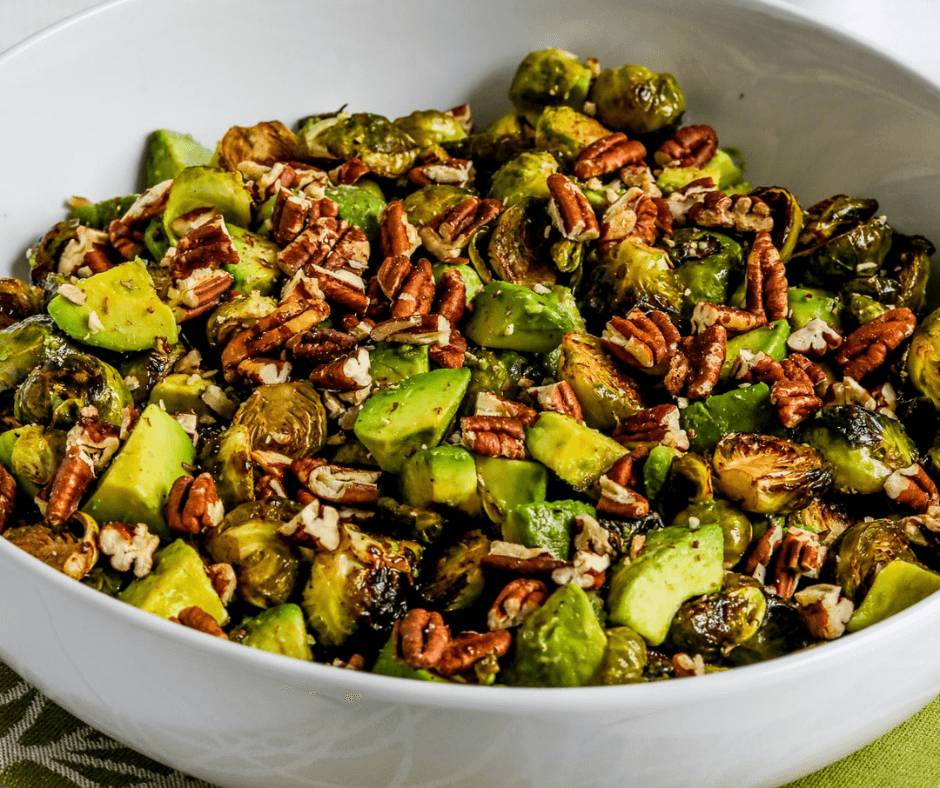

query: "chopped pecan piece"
(436, 630), (512, 677)
(597, 452), (650, 519)
(598, 187), (659, 250)
(419, 197), (502, 259)
(0, 464), (16, 534)
(672, 652), (706, 678)
(394, 609), (451, 670)
(164, 474), (224, 534)
(655, 124), (718, 169)
(292, 458), (381, 505)
(462, 416), (526, 459)
(390, 258), (435, 318)
(527, 381), (583, 422)
(794, 584), (854, 641)
(236, 358), (292, 385)
(206, 563), (237, 606)
(770, 527), (826, 599)
(481, 541), (566, 573)
(330, 157), (370, 186)
(787, 318), (843, 358)
(573, 133), (646, 179)
(619, 164), (662, 197)
(691, 301), (765, 335)
(741, 523), (784, 584)
(309, 265), (369, 315)
(276, 215), (345, 276)
(165, 214), (240, 280)
(434, 266), (467, 325)
(665, 325), (727, 401)
(488, 578), (549, 630)
(278, 498), (341, 551)
(745, 231), (788, 324)
(884, 464), (940, 513)
(58, 226), (114, 278)
(602, 309), (680, 375)
(108, 179), (173, 259)
(408, 158), (474, 188)
(308, 347), (372, 392)
(175, 606), (228, 639)
(170, 267), (235, 322)
(272, 189), (315, 246)
(286, 328), (359, 362)
(613, 404), (689, 451)
(833, 307), (916, 381)
(689, 191), (773, 233)
(546, 173), (599, 242)
(370, 313), (451, 346)
(474, 391), (539, 426)
(99, 522), (161, 578)
(429, 327), (468, 369)
(551, 549), (610, 590)
(45, 445), (95, 527)
(379, 201), (420, 258)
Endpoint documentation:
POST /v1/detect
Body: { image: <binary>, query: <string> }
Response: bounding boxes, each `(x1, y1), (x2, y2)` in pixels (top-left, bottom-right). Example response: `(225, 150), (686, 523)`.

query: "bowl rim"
(2, 0), (940, 715)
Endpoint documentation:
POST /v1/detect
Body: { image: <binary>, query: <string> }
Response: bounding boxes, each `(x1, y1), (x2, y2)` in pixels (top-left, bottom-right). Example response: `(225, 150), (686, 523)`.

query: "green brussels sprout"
(797, 194), (880, 248)
(721, 594), (809, 666)
(469, 112), (533, 162)
(206, 291), (278, 349)
(534, 106), (609, 163)
(786, 498), (854, 545)
(203, 424), (255, 509)
(581, 240), (682, 319)
(907, 306), (940, 408)
(119, 339), (187, 407)
(712, 433), (833, 514)
(300, 524), (422, 648)
(27, 219), (80, 284)
(750, 186), (803, 263)
(4, 512), (99, 581)
(845, 292), (889, 325)
(889, 234), (932, 314)
(487, 151), (559, 208)
(800, 405), (917, 494)
(549, 238), (586, 274)
(1, 425), (67, 496)
(394, 109), (468, 149)
(399, 184), (474, 229)
(230, 381), (326, 460)
(14, 351), (132, 428)
(665, 452), (713, 505)
(794, 215), (894, 288)
(835, 519), (918, 603)
(299, 112), (419, 178)
(143, 216), (171, 261)
(670, 228), (742, 317)
(486, 199), (556, 286)
(205, 498), (301, 609)
(324, 184), (386, 246)
(0, 280), (45, 329)
(374, 496), (445, 545)
(590, 64), (685, 135)
(0, 316), (70, 395)
(217, 120), (302, 172)
(463, 348), (542, 407)
(508, 49), (595, 126)
(556, 331), (644, 430)
(666, 573), (767, 659)
(67, 194), (138, 230)
(597, 626), (647, 685)
(419, 529), (490, 612)
(678, 499), (752, 569)
(163, 166), (253, 243)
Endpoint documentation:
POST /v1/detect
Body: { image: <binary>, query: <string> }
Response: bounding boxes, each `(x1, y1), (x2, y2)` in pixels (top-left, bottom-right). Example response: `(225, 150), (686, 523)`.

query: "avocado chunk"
(47, 260), (178, 352)
(465, 281), (575, 353)
(680, 383), (774, 455)
(145, 130), (213, 188)
(846, 559), (940, 633)
(400, 445), (481, 515)
(502, 499), (595, 559)
(607, 523), (725, 646)
(787, 287), (841, 331)
(238, 603), (313, 660)
(148, 373), (212, 417)
(227, 225), (281, 297)
(525, 411), (627, 491)
(353, 368), (471, 473)
(325, 184), (386, 246)
(67, 194), (139, 229)
(507, 584), (607, 687)
(432, 263), (483, 304)
(369, 343), (430, 388)
(643, 444), (681, 501)
(118, 539), (227, 624)
(163, 166), (252, 242)
(83, 404), (196, 541)
(720, 320), (789, 381)
(474, 455), (548, 525)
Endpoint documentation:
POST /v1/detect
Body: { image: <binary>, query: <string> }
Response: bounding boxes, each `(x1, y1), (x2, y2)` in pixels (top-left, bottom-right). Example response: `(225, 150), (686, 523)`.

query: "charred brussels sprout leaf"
(835, 519), (918, 603)
(508, 49), (595, 127)
(203, 424), (255, 509)
(786, 498), (854, 544)
(890, 234), (933, 314)
(2, 424), (67, 496)
(300, 112), (419, 178)
(374, 496), (445, 545)
(798, 195), (880, 247)
(205, 498), (301, 609)
(590, 64), (685, 135)
(301, 525), (422, 648)
(119, 339), (187, 407)
(67, 194), (138, 230)
(800, 405), (917, 494)
(217, 120), (301, 172)
(750, 187), (803, 264)
(419, 529), (489, 612)
(721, 595), (809, 666)
(5, 515), (99, 581)
(230, 381), (326, 460)
(712, 434), (832, 515)
(463, 348), (541, 406)
(581, 240), (681, 319)
(470, 112), (533, 163)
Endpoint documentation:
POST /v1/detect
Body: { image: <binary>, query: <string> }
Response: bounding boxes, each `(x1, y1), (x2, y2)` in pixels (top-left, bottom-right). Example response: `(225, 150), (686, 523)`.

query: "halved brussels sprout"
(672, 499), (752, 569)
(487, 151), (559, 208)
(399, 184), (474, 229)
(750, 187), (803, 264)
(795, 215), (893, 288)
(800, 405), (917, 494)
(1, 424), (67, 497)
(907, 306), (940, 409)
(721, 594), (809, 666)
(581, 240), (682, 319)
(712, 434), (832, 515)
(0, 280), (45, 329)
(217, 120), (301, 172)
(230, 381), (326, 460)
(835, 519), (918, 603)
(670, 228), (742, 317)
(845, 292), (889, 326)
(597, 626), (647, 685)
(0, 316), (70, 395)
(534, 106), (609, 163)
(206, 291), (278, 349)
(203, 424), (255, 510)
(27, 220), (80, 284)
(419, 529), (489, 612)
(786, 498), (854, 546)
(590, 64), (685, 135)
(508, 49), (595, 126)
(394, 109), (468, 149)
(205, 498), (301, 609)
(300, 112), (419, 178)
(374, 496), (445, 545)
(463, 348), (542, 408)
(4, 513), (99, 581)
(486, 199), (556, 286)
(301, 524), (422, 648)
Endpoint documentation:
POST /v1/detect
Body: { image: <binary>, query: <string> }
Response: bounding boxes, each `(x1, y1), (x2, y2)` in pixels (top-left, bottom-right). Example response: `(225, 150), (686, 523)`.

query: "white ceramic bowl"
(3, 1), (940, 786)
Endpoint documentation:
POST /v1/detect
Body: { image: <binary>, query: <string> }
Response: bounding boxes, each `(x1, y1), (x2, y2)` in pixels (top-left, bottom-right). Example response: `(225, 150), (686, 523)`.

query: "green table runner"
(0, 658), (937, 788)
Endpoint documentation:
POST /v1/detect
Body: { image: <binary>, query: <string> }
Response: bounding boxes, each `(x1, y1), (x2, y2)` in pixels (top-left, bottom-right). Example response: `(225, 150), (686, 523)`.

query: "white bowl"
(3, 1), (940, 786)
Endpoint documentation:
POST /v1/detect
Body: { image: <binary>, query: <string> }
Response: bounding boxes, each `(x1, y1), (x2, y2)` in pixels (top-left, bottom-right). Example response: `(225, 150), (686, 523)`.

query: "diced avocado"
(372, 635), (450, 682)
(846, 559), (940, 633)
(83, 404), (196, 541)
(47, 260), (178, 352)
(507, 584), (607, 687)
(118, 539), (228, 624)
(656, 149), (745, 194)
(787, 287), (841, 331)
(607, 523), (724, 646)
(502, 499), (595, 560)
(432, 263), (484, 305)
(643, 444), (682, 501)
(400, 445), (481, 515)
(144, 130), (213, 188)
(226, 225), (281, 297)
(720, 320), (789, 381)
(369, 343), (430, 388)
(163, 166), (252, 242)
(681, 383), (774, 455)
(474, 456), (548, 525)
(525, 411), (627, 492)
(465, 282), (575, 353)
(325, 184), (386, 246)
(67, 194), (139, 229)
(239, 603), (313, 660)
(353, 368), (471, 473)
(148, 373), (212, 418)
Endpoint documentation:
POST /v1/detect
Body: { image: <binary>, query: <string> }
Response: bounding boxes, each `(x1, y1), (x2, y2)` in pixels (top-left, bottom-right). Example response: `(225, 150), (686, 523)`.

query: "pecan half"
(380, 201), (420, 258)
(408, 158), (474, 189)
(391, 258), (435, 318)
(166, 214), (240, 281)
(481, 541), (566, 573)
(665, 325), (727, 401)
(276, 215), (345, 276)
(598, 187), (659, 250)
(613, 404), (689, 450)
(434, 266), (467, 326)
(0, 464), (16, 534)
(99, 522), (161, 578)
(672, 652), (706, 678)
(771, 378), (824, 428)
(370, 313), (451, 345)
(462, 416), (526, 459)
(573, 133), (647, 179)
(436, 630), (512, 677)
(292, 458), (381, 505)
(419, 197), (503, 259)
(206, 563), (237, 606)
(164, 474), (224, 535)
(272, 189), (315, 246)
(833, 307), (916, 381)
(487, 578), (548, 630)
(394, 609), (451, 669)
(770, 527), (826, 599)
(527, 381), (583, 422)
(794, 584), (855, 640)
(655, 125), (718, 169)
(175, 606), (228, 639)
(330, 157), (370, 186)
(745, 231), (788, 324)
(691, 301), (765, 335)
(602, 309), (680, 375)
(884, 464), (940, 513)
(546, 173), (599, 242)
(308, 347), (372, 391)
(787, 318), (843, 358)
(45, 445), (95, 527)
(286, 328), (359, 362)
(376, 254), (414, 301)
(689, 191), (773, 233)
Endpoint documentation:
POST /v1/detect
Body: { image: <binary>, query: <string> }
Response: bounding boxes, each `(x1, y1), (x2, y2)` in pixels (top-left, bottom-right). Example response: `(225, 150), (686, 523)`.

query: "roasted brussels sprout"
(486, 199), (555, 286)
(206, 291), (278, 349)
(230, 381), (326, 460)
(672, 499), (752, 568)
(205, 498), (301, 609)
(119, 339), (188, 407)
(721, 595), (810, 666)
(797, 194), (879, 247)
(750, 186), (803, 264)
(712, 434), (832, 515)
(203, 424), (255, 509)
(470, 112), (533, 163)
(463, 348), (542, 405)
(300, 112), (419, 178)
(5, 513), (99, 581)
(14, 351), (133, 428)
(300, 524), (422, 648)
(67, 193), (138, 230)
(1, 424), (67, 496)
(399, 184), (474, 229)
(487, 151), (559, 208)
(217, 120), (301, 172)
(800, 405), (917, 494)
(394, 109), (468, 149)
(907, 306), (940, 409)
(786, 498), (854, 546)
(534, 106), (609, 163)
(795, 214), (893, 288)
(419, 529), (489, 612)
(597, 626), (648, 685)
(374, 496), (445, 545)
(27, 219), (79, 284)
(0, 279), (44, 329)
(670, 228), (742, 317)
(589, 64), (685, 135)
(890, 234), (933, 314)
(835, 519), (918, 603)
(0, 316), (69, 395)
(581, 240), (682, 319)
(508, 49), (595, 126)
